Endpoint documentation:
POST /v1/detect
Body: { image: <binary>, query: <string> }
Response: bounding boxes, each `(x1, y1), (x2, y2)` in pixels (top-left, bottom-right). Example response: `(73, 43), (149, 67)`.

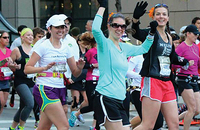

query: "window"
(40, 0), (108, 32)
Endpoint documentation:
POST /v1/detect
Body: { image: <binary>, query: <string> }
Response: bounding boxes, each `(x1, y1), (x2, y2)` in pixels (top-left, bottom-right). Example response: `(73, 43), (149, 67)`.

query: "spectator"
(70, 27), (81, 40)
(32, 27), (45, 45)
(10, 25), (27, 50)
(85, 20), (93, 32)
(191, 17), (200, 44)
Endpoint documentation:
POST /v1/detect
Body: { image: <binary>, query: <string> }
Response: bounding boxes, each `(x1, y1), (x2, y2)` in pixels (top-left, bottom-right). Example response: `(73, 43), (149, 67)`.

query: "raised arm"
(131, 1), (149, 42)
(126, 21), (158, 56)
(96, 0), (107, 17)
(92, 0), (107, 51)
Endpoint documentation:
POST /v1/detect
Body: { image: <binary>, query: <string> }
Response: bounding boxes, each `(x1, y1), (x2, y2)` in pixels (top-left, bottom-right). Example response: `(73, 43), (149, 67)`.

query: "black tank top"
(14, 46), (35, 88)
(149, 31), (172, 77)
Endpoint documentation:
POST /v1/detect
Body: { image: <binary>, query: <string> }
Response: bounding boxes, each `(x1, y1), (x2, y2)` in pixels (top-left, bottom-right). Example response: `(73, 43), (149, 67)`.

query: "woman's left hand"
(68, 78), (74, 84)
(76, 58), (85, 70)
(5, 57), (13, 64)
(189, 60), (194, 66)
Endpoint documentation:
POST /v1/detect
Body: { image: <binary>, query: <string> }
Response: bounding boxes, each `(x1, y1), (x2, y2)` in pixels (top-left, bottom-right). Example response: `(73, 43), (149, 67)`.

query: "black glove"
(115, 0), (122, 12)
(97, 0), (108, 8)
(150, 21), (158, 34)
(133, 1), (148, 19)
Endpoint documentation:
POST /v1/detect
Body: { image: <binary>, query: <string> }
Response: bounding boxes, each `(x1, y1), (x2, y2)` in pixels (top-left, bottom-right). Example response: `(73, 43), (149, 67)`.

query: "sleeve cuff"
(96, 14), (103, 19)
(146, 34), (154, 40)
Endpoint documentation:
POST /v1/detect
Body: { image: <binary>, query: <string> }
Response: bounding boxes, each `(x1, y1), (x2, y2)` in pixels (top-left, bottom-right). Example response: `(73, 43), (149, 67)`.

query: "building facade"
(1, 0), (200, 36)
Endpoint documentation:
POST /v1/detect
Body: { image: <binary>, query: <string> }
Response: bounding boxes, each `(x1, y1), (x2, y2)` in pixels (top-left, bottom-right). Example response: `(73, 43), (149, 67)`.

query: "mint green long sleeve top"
(92, 14), (154, 100)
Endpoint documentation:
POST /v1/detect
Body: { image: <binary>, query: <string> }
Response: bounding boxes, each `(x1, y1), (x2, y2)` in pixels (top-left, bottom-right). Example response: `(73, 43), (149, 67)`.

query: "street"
(0, 95), (199, 130)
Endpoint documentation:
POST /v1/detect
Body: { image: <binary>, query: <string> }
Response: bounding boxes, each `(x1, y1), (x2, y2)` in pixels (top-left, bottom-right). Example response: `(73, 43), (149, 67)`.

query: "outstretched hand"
(76, 58), (85, 70)
(150, 21), (158, 34)
(133, 1), (148, 19)
(97, 0), (108, 8)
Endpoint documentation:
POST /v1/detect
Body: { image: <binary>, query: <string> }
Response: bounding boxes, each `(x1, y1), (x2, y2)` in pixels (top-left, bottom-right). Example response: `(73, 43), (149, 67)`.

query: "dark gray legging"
(14, 84), (34, 122)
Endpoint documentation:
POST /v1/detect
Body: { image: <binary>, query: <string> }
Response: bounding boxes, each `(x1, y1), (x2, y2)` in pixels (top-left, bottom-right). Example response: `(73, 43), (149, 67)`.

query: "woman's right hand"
(76, 58), (85, 70)
(43, 62), (56, 71)
(15, 63), (21, 70)
(8, 62), (21, 70)
(133, 1), (148, 19)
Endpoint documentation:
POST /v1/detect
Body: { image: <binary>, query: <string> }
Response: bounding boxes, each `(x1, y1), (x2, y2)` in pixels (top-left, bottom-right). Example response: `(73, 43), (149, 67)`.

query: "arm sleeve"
(131, 21), (149, 42)
(125, 34), (154, 57)
(171, 44), (188, 66)
(92, 15), (107, 52)
(34, 44), (44, 58)
(66, 45), (73, 59)
(84, 51), (91, 69)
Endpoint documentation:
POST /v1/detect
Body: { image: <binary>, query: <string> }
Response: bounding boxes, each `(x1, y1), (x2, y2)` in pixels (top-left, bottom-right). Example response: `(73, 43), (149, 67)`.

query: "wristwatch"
(90, 64), (93, 68)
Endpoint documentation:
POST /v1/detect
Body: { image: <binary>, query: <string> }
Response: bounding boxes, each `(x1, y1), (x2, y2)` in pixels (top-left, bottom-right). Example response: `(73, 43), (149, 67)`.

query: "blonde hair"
(21, 28), (33, 36)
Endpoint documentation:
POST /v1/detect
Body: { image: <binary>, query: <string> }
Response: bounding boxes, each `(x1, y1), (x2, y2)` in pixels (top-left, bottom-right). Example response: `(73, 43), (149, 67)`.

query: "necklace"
(0, 47), (6, 54)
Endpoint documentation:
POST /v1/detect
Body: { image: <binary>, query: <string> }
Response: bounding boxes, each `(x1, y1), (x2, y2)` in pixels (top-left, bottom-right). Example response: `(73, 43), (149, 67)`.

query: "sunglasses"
(2, 36), (9, 39)
(155, 3), (168, 8)
(110, 23), (127, 30)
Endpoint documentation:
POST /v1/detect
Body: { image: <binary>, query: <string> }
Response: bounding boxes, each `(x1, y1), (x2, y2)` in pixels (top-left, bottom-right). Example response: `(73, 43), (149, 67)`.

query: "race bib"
(1, 67), (13, 77)
(158, 56), (171, 77)
(52, 62), (67, 72)
(92, 68), (99, 76)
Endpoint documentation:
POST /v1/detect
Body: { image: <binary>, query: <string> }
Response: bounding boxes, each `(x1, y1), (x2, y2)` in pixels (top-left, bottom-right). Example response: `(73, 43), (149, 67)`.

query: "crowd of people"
(0, 0), (200, 130)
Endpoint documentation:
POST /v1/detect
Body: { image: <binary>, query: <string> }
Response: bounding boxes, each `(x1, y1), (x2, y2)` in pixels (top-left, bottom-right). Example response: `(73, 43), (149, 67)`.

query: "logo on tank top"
(160, 43), (171, 56)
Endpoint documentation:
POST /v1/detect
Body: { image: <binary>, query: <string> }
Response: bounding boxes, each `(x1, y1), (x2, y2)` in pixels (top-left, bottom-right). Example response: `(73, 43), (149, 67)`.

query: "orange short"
(140, 77), (176, 103)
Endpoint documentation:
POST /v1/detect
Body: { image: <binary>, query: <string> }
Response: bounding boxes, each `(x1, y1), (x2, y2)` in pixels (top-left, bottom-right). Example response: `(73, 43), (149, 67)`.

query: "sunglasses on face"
(110, 23), (127, 30)
(155, 3), (168, 8)
(1, 36), (9, 39)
